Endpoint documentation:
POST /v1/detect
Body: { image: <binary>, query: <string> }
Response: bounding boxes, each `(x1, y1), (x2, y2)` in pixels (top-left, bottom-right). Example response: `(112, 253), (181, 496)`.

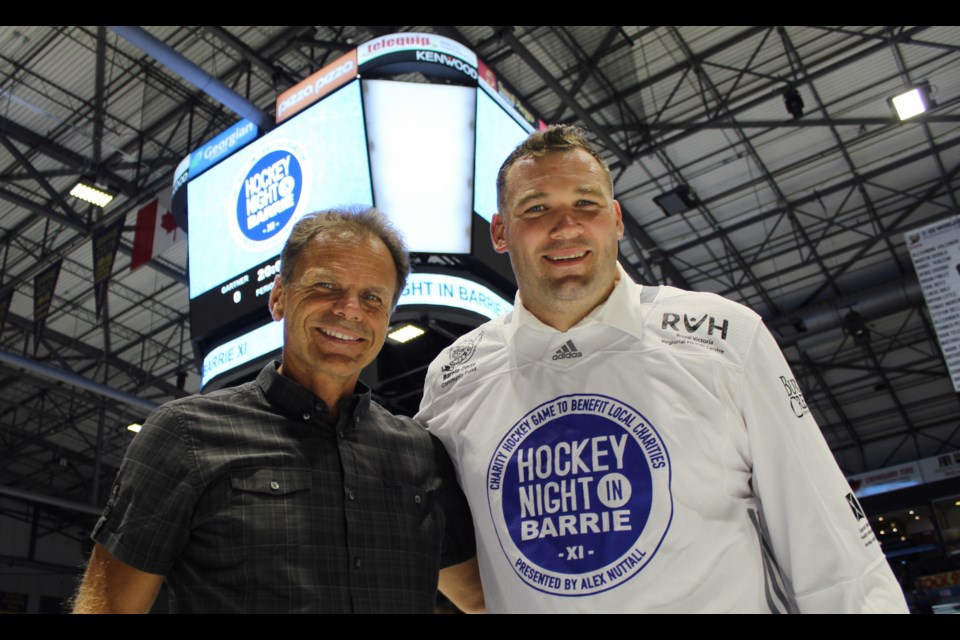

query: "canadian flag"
(130, 192), (184, 271)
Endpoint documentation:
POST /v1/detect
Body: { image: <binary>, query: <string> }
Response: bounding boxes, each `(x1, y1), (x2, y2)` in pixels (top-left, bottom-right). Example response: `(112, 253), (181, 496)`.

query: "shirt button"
(355, 416), (360, 423)
(302, 412), (310, 421)
(354, 557), (362, 568)
(414, 494), (422, 504)
(270, 481), (280, 491)
(348, 490), (355, 501)
(338, 430), (344, 439)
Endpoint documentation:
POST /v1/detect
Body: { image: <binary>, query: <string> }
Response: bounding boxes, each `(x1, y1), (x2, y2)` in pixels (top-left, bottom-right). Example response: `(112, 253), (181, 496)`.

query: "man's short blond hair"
(496, 124), (613, 213)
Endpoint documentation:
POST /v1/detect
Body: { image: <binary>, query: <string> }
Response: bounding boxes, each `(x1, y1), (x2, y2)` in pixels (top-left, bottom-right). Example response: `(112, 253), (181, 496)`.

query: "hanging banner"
(0, 286), (12, 336)
(33, 257), (62, 354)
(918, 449), (960, 484)
(131, 192), (183, 272)
(905, 216), (960, 391)
(92, 214), (125, 321)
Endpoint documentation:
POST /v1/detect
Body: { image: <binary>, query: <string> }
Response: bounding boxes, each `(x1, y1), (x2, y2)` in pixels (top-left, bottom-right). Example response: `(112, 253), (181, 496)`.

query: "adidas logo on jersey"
(552, 340), (583, 360)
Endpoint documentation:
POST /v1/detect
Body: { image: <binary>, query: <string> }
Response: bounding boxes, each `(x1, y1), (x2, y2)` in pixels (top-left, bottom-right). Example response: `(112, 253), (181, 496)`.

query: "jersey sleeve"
(91, 403), (198, 575)
(737, 321), (909, 613)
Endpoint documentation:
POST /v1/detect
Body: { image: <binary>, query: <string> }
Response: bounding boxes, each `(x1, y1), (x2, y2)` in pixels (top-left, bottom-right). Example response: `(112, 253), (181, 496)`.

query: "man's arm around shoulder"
(71, 543), (164, 614)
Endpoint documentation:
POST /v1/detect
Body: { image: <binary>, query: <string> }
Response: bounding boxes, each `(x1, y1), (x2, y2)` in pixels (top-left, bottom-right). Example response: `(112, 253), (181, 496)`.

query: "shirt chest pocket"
(363, 478), (444, 564)
(228, 467), (314, 548)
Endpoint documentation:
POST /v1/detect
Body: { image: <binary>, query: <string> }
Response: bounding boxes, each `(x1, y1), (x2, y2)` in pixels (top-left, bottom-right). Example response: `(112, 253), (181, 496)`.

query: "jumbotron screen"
(188, 79), (372, 342)
(183, 32), (539, 388)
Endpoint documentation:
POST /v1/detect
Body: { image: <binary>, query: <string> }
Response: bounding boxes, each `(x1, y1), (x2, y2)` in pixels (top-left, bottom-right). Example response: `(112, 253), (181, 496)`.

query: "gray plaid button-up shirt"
(92, 361), (475, 613)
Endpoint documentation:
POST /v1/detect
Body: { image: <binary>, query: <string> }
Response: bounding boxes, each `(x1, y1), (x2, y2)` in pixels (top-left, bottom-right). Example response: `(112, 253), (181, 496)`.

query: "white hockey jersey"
(417, 266), (908, 613)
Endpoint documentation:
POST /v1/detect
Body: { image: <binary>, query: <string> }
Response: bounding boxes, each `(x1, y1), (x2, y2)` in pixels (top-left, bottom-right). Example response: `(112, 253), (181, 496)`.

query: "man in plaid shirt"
(72, 207), (477, 613)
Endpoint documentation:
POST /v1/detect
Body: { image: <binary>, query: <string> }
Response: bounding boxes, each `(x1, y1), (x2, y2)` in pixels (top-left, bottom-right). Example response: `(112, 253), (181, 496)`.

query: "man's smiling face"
(269, 230), (396, 393)
(492, 148), (624, 329)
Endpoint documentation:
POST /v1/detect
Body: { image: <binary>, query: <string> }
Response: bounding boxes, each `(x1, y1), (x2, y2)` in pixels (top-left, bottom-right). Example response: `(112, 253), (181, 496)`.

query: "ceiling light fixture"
(888, 82), (933, 121)
(70, 180), (115, 207)
(387, 324), (425, 344)
(843, 311), (871, 346)
(653, 184), (699, 216)
(783, 86), (805, 119)
(127, 423), (142, 433)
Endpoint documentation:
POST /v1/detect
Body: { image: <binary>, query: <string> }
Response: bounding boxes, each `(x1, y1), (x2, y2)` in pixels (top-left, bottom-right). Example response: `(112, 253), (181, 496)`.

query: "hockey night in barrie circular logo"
(487, 394), (673, 596)
(235, 148), (303, 243)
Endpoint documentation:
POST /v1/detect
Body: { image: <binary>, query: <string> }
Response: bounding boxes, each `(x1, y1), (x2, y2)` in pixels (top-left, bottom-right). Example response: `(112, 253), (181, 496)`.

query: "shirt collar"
(256, 360), (372, 425)
(504, 263), (647, 343)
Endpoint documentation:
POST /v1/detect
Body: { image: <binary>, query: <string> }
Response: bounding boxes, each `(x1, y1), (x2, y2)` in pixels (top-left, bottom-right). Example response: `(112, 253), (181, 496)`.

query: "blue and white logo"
(236, 149), (303, 242)
(487, 394), (672, 596)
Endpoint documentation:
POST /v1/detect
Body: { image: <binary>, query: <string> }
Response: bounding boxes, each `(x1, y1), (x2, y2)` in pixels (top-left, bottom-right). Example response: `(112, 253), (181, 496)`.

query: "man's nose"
(549, 210), (583, 239)
(332, 290), (363, 321)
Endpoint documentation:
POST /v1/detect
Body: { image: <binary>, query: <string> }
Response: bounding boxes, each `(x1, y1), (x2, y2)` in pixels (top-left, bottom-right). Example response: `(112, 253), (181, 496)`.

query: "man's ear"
(268, 275), (284, 321)
(491, 212), (509, 254)
(613, 199), (624, 240)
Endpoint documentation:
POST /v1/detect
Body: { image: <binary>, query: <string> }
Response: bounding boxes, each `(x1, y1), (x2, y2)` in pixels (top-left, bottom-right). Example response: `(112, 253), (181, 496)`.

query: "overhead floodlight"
(387, 324), (425, 344)
(127, 423), (142, 433)
(653, 185), (698, 216)
(842, 311), (870, 347)
(783, 86), (805, 119)
(70, 180), (115, 207)
(889, 83), (931, 121)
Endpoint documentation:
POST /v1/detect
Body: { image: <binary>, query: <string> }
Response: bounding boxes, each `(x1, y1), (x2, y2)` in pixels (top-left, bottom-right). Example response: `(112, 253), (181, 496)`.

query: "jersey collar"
(504, 263), (651, 344)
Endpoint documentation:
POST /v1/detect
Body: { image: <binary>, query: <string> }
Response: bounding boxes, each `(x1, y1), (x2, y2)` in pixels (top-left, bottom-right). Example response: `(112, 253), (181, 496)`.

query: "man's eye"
(524, 204), (546, 214)
(363, 294), (383, 304)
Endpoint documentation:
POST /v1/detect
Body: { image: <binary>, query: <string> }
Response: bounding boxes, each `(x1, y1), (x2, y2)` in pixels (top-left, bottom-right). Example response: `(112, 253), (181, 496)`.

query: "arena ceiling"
(0, 26), (958, 547)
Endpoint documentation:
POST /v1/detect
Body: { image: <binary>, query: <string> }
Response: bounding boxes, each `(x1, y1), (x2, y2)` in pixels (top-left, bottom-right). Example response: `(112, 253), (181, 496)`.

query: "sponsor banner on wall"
(478, 57), (542, 131)
(918, 449), (960, 484)
(171, 119), (258, 198)
(916, 569), (960, 590)
(357, 32), (478, 84)
(905, 216), (960, 391)
(847, 462), (923, 498)
(92, 214), (125, 321)
(189, 120), (258, 179)
(846, 449), (960, 498)
(33, 257), (62, 354)
(276, 50), (358, 124)
(358, 32), (477, 69)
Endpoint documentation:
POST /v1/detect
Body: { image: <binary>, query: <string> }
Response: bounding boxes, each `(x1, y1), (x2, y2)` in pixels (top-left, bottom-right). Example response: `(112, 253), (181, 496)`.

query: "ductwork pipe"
(0, 349), (158, 414)
(0, 484), (103, 516)
(108, 26), (273, 132)
(769, 276), (924, 347)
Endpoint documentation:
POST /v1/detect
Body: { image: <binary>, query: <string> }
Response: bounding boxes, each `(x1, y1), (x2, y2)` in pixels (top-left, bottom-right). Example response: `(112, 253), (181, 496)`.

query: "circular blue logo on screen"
(487, 394), (672, 597)
(235, 149), (302, 242)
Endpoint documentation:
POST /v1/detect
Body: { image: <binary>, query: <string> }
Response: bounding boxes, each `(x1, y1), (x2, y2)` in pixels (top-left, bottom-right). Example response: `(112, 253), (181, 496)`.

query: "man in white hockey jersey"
(417, 124), (909, 613)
